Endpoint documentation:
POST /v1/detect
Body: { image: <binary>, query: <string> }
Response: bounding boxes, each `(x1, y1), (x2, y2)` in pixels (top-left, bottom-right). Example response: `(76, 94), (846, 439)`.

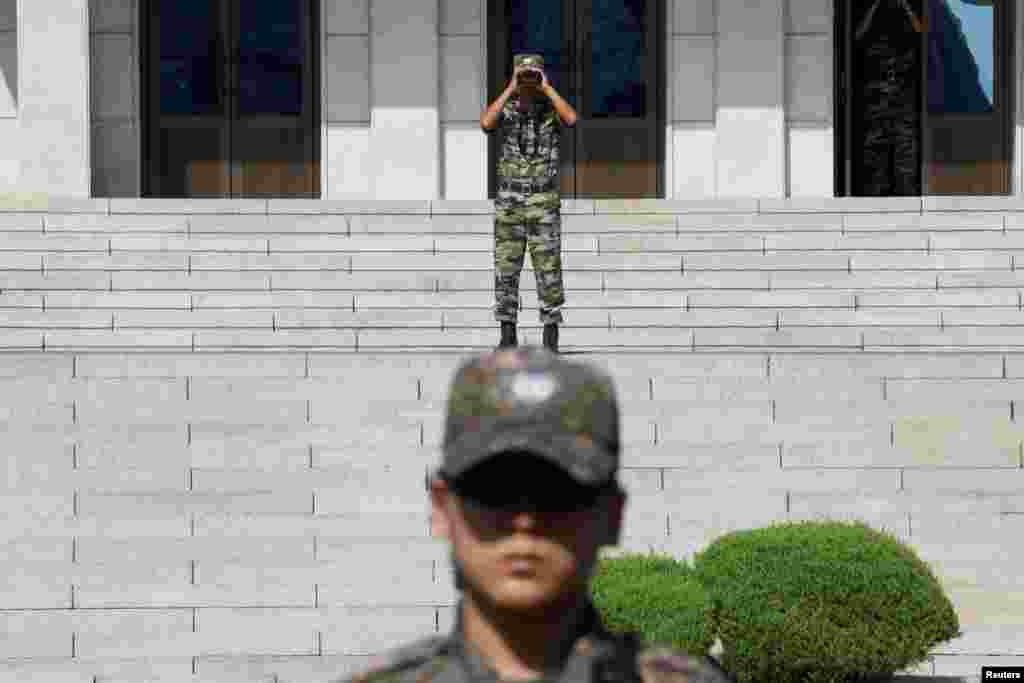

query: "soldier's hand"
(538, 68), (551, 92)
(509, 66), (524, 91)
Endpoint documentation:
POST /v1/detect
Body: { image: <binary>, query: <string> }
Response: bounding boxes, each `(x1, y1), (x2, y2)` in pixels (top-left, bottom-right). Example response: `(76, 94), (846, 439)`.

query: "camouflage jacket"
(487, 93), (565, 192)
(858, 1), (920, 115)
(335, 599), (734, 683)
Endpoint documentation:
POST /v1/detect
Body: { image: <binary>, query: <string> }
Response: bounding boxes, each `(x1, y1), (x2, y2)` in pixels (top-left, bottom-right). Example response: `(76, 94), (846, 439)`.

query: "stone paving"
(1, 197), (1022, 682)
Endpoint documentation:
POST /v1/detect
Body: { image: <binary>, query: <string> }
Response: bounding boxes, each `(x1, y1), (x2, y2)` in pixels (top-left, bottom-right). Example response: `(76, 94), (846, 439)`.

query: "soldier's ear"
(429, 475), (455, 539)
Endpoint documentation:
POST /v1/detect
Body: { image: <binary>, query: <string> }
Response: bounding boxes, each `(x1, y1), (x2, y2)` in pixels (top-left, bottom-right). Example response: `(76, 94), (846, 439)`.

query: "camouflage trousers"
(860, 114), (920, 196)
(493, 190), (565, 325)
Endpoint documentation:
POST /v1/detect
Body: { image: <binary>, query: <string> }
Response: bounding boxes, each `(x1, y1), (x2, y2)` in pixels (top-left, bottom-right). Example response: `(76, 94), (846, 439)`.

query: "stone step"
(5, 252), (1023, 280)
(5, 271), (1024, 296)
(5, 421), (1022, 472)
(4, 205), (1022, 236)
(3, 199), (1023, 663)
(9, 372), (1024, 409)
(0, 195), (1017, 216)
(9, 231), (1024, 255)
(10, 327), (1024, 352)
(12, 229), (1024, 255)
(8, 308), (1024, 331)
(4, 385), (1023, 433)
(0, 350), (1013, 379)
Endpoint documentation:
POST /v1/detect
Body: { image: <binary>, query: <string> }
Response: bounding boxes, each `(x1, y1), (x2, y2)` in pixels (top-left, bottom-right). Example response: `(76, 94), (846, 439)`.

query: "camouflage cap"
(513, 53), (545, 70)
(440, 347), (620, 487)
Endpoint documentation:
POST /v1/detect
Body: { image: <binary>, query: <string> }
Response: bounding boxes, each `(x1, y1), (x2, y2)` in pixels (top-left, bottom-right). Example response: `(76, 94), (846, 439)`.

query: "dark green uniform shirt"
(335, 598), (734, 683)
(858, 0), (921, 119)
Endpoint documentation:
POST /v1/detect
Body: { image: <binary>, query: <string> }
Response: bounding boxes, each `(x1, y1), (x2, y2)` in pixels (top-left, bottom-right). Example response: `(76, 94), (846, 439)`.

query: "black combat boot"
(543, 323), (559, 353)
(498, 321), (517, 349)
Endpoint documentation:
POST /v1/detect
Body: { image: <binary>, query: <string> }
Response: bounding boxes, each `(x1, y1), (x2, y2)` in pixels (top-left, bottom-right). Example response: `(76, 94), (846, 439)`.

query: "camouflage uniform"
(856, 0), (922, 196)
(337, 598), (733, 683)
(333, 348), (736, 683)
(485, 55), (568, 326)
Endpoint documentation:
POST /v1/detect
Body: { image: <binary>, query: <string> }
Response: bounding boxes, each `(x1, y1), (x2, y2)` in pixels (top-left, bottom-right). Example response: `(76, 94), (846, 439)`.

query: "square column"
(370, 0), (440, 200)
(715, 0), (785, 198)
(17, 0), (90, 197)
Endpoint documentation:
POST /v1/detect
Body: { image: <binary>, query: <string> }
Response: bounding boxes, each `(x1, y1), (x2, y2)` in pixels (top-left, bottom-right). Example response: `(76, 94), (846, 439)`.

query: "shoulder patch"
(344, 636), (449, 683)
(636, 646), (735, 683)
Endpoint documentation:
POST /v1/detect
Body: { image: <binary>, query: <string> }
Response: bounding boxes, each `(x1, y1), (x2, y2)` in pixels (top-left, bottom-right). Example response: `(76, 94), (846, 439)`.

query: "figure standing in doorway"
(855, 0), (926, 196)
(480, 54), (578, 353)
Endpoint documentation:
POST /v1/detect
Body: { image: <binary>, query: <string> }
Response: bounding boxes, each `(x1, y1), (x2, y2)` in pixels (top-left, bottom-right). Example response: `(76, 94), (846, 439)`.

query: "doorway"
(141, 0), (320, 198)
(836, 0), (1014, 196)
(486, 0), (665, 199)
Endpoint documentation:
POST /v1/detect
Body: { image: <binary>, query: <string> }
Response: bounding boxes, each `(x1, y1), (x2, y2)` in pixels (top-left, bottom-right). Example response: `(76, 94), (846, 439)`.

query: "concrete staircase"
(2, 196), (1023, 683)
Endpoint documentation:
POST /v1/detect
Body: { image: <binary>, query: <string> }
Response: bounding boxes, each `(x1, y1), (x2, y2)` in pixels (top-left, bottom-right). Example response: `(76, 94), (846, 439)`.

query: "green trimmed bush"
(692, 521), (961, 683)
(589, 550), (715, 656)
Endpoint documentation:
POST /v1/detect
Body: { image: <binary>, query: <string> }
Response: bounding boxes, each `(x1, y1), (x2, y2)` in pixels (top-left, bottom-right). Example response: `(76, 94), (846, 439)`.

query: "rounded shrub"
(589, 550), (715, 656)
(692, 521), (961, 683)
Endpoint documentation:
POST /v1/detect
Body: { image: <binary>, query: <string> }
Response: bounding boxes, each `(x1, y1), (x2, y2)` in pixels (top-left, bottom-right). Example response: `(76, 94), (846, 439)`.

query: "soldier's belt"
(498, 177), (556, 194)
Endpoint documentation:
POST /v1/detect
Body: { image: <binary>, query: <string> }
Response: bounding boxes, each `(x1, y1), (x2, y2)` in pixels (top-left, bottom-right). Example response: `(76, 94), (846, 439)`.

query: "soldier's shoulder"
(332, 635), (450, 683)
(634, 643), (735, 683)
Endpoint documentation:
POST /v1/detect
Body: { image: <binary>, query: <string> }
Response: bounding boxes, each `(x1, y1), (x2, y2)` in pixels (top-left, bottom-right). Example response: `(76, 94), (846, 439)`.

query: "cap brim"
(443, 425), (614, 487)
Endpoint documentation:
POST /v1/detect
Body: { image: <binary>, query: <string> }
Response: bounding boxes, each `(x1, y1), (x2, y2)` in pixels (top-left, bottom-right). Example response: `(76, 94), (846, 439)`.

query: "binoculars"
(519, 68), (542, 84)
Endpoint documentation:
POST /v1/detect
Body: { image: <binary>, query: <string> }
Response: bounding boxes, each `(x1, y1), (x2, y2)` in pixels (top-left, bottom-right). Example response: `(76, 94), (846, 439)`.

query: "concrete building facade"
(1, 0), (1018, 202)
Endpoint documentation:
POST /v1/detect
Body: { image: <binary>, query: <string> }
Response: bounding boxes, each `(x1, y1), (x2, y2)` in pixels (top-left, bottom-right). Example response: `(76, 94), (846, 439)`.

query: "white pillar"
(16, 0), (90, 197)
(0, 0), (19, 190)
(370, 0), (440, 200)
(715, 0), (785, 198)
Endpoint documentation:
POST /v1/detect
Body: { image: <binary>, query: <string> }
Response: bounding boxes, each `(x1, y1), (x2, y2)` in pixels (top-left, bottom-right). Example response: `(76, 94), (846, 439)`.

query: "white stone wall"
(368, 2), (440, 200)
(0, 0), (18, 189)
(669, 0), (717, 198)
(7, 0), (1024, 200)
(440, 0), (485, 201)
(668, 0), (834, 200)
(323, 0), (372, 199)
(323, 0), (481, 201)
(785, 0), (834, 197)
(15, 0), (91, 197)
(718, 0), (787, 198)
(1, 0), (92, 197)
(0, 0), (841, 200)
(90, 0), (139, 197)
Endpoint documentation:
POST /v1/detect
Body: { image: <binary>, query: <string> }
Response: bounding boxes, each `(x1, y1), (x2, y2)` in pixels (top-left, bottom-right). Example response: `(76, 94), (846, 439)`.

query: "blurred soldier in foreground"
(335, 347), (734, 683)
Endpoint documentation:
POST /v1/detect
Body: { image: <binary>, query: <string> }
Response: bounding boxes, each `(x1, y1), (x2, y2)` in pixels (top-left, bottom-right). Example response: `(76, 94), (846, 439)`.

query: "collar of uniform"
(437, 597), (622, 682)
